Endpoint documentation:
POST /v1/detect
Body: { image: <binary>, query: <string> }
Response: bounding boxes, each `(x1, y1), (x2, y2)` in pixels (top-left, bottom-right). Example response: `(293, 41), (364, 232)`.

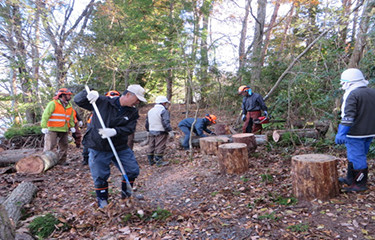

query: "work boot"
(147, 154), (155, 166)
(339, 162), (354, 185)
(95, 188), (109, 208)
(155, 156), (169, 167)
(344, 168), (368, 192)
(121, 179), (144, 200)
(82, 156), (89, 165)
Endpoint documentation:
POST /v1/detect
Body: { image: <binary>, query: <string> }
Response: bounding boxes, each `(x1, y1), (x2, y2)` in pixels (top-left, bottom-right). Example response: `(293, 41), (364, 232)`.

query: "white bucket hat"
(126, 84), (147, 102)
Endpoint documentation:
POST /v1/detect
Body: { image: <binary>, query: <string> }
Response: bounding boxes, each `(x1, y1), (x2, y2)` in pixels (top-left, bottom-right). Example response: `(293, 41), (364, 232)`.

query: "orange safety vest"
(73, 109), (78, 124)
(47, 100), (73, 128)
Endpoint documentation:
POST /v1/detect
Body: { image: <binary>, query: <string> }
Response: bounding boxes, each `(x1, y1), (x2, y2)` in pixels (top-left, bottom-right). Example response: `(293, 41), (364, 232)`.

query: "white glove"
(98, 128), (117, 139)
(41, 128), (49, 134)
(87, 90), (99, 104)
(70, 127), (76, 133)
(242, 114), (246, 122)
(78, 121), (83, 127)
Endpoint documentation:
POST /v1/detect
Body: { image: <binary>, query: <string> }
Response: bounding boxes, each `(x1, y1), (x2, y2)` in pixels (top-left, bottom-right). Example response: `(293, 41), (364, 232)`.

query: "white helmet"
(340, 68), (365, 82)
(155, 96), (170, 104)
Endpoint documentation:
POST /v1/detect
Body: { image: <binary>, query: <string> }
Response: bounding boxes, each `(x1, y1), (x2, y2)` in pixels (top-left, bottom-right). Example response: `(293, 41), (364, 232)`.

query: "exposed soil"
(1, 104), (374, 239)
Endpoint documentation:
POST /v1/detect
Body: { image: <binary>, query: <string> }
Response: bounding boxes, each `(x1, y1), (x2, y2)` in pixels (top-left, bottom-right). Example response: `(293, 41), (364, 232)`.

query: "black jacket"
(241, 93), (267, 114)
(74, 90), (139, 152)
(341, 86), (375, 137)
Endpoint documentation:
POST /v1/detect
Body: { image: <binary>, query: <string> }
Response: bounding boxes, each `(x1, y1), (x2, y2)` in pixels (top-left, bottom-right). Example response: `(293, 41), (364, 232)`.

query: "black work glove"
(210, 132), (216, 136)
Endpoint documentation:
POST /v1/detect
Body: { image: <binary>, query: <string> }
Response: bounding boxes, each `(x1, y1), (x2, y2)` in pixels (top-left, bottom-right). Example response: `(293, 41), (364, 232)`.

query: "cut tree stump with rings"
(218, 143), (249, 174)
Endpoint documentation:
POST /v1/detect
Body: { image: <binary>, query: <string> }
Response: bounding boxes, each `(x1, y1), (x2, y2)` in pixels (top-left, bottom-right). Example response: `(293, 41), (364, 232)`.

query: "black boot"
(82, 156), (89, 165)
(344, 168), (368, 192)
(339, 162), (354, 185)
(155, 155), (169, 167)
(121, 178), (144, 200)
(147, 154), (155, 166)
(95, 187), (109, 208)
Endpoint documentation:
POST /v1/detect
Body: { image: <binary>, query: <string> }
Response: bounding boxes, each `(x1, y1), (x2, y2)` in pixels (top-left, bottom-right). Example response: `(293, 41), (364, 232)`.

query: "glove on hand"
(41, 128), (49, 134)
(210, 132), (216, 135)
(98, 128), (117, 139)
(87, 90), (99, 104)
(78, 121), (83, 127)
(242, 114), (246, 122)
(70, 128), (76, 133)
(264, 111), (268, 117)
(335, 124), (351, 144)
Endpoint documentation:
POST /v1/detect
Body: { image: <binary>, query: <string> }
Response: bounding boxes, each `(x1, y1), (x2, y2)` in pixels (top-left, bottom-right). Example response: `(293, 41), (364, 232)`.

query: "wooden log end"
(15, 156), (44, 174)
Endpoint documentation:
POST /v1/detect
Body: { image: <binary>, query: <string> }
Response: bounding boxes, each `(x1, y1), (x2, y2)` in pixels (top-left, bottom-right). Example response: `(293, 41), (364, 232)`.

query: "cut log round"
(15, 151), (58, 174)
(199, 136), (230, 155)
(3, 181), (37, 226)
(232, 133), (257, 154)
(218, 143), (249, 174)
(272, 129), (319, 142)
(291, 154), (339, 201)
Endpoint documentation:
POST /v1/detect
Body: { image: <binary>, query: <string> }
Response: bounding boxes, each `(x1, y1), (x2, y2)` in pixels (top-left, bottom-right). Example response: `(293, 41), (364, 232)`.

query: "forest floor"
(1, 104), (375, 240)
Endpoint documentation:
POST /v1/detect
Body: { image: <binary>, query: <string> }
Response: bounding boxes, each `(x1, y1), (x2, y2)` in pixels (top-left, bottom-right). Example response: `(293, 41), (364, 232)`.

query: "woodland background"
(0, 0), (374, 132)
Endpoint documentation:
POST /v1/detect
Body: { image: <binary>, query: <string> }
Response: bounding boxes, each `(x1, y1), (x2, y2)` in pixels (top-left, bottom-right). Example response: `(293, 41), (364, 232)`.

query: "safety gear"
(82, 156), (89, 165)
(70, 127), (76, 133)
(55, 88), (73, 98)
(339, 162), (354, 185)
(96, 188), (108, 208)
(41, 128), (49, 134)
(155, 96), (170, 104)
(47, 100), (73, 128)
(238, 85), (250, 94)
(147, 155), (155, 166)
(343, 168), (368, 192)
(242, 114), (246, 121)
(87, 90), (99, 104)
(105, 90), (120, 98)
(264, 111), (268, 117)
(205, 114), (217, 124)
(78, 121), (83, 127)
(335, 124), (351, 144)
(126, 84), (147, 102)
(340, 68), (365, 82)
(155, 156), (169, 167)
(210, 132), (216, 135)
(98, 128), (117, 139)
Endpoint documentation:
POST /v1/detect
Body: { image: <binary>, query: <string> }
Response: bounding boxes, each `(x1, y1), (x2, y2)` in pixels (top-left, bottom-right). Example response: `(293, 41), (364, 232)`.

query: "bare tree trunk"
(238, 0), (251, 84)
(250, 0), (267, 83)
(277, 5), (294, 61)
(349, 0), (375, 68)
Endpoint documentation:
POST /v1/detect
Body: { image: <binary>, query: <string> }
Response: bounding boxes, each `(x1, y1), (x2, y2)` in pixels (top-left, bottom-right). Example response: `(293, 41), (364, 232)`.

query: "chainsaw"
(253, 116), (270, 124)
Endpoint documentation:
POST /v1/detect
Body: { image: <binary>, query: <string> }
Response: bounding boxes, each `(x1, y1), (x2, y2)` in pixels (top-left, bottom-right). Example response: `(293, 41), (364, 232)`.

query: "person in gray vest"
(145, 96), (172, 166)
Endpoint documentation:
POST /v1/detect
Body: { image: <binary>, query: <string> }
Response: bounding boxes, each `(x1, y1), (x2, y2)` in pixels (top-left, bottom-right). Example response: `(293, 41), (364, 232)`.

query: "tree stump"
(15, 151), (59, 174)
(199, 136), (230, 155)
(232, 133), (257, 154)
(291, 154), (339, 201)
(218, 143), (249, 174)
(272, 129), (319, 142)
(3, 181), (37, 227)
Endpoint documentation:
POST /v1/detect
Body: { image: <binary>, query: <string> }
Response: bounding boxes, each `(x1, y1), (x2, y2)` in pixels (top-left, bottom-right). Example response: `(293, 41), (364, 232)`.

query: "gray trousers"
(43, 131), (69, 163)
(147, 133), (168, 157)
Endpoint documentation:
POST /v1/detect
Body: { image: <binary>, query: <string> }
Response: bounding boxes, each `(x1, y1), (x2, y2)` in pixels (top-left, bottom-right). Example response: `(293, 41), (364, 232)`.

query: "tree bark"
(272, 129), (319, 142)
(214, 124), (230, 135)
(199, 136), (230, 155)
(0, 149), (41, 167)
(218, 143), (249, 174)
(0, 205), (15, 240)
(232, 133), (257, 154)
(15, 151), (58, 174)
(291, 154), (339, 200)
(3, 181), (37, 226)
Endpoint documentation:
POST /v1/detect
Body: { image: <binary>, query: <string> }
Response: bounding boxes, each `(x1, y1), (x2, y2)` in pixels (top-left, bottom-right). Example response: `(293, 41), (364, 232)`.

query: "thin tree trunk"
(238, 0), (251, 84)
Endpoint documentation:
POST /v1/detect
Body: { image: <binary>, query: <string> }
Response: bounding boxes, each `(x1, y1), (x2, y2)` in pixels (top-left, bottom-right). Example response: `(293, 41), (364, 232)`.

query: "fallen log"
(291, 154), (339, 200)
(272, 129), (319, 142)
(218, 143), (249, 174)
(0, 204), (15, 240)
(199, 136), (230, 155)
(0, 149), (41, 167)
(15, 151), (58, 174)
(2, 181), (37, 228)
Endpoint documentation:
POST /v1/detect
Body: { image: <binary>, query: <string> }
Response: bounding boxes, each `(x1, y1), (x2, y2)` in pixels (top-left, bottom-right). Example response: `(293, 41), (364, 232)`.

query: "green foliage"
(122, 213), (132, 223)
(272, 196), (298, 206)
(211, 191), (219, 197)
(258, 212), (278, 221)
(261, 173), (273, 183)
(287, 223), (309, 232)
(4, 125), (42, 139)
(28, 213), (69, 239)
(150, 207), (172, 221)
(240, 176), (249, 183)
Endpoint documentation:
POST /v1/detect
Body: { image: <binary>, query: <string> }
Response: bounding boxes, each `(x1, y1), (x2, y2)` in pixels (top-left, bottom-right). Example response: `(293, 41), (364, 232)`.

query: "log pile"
(291, 154), (339, 200)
